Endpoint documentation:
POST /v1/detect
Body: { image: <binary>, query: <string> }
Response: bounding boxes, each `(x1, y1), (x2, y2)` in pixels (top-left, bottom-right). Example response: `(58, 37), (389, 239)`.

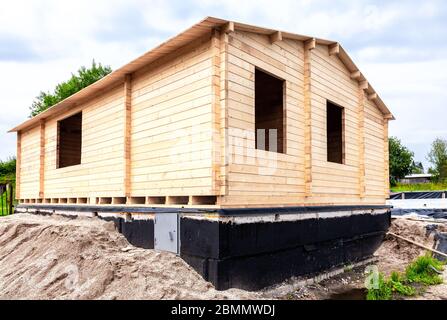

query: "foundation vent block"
(128, 197), (145, 205)
(191, 196), (217, 205)
(77, 198), (88, 204)
(112, 197), (126, 205)
(99, 197), (112, 205)
(147, 196), (166, 205)
(167, 196), (189, 205)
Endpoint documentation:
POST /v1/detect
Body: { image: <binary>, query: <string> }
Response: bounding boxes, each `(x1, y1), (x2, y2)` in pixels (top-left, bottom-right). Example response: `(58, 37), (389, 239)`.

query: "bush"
(366, 271), (415, 300)
(405, 254), (444, 285)
(366, 273), (392, 300)
(366, 254), (445, 300)
(30, 61), (112, 117)
(0, 157), (16, 182)
(391, 182), (447, 192)
(388, 271), (415, 296)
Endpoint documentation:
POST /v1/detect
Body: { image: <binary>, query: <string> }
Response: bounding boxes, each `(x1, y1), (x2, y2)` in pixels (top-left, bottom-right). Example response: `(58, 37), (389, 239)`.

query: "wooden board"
(16, 27), (389, 207)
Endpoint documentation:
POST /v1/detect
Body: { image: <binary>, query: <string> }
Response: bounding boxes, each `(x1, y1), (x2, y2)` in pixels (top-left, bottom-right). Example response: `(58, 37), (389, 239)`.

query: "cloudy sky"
(1, 0), (446, 170)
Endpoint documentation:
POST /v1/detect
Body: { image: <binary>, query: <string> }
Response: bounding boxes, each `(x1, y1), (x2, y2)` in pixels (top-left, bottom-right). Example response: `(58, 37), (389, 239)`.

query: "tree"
(0, 157), (16, 183)
(389, 137), (414, 186)
(427, 138), (447, 181)
(29, 60), (112, 117)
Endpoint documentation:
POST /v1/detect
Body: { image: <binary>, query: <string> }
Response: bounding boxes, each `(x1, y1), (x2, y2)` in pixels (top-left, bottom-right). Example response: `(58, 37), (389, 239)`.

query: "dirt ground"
(278, 217), (447, 300)
(0, 213), (445, 300)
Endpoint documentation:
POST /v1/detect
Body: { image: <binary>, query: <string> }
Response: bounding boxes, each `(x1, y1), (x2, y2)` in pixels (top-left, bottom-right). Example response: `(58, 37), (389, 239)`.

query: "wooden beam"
(303, 41), (313, 197)
(359, 80), (369, 90)
(39, 120), (45, 199)
(368, 93), (378, 101)
(357, 87), (366, 199)
(222, 21), (234, 34)
(269, 31), (283, 44)
(384, 119), (390, 198)
(211, 29), (222, 194)
(329, 43), (340, 56)
(219, 31), (229, 197)
(15, 131), (21, 200)
(350, 70), (361, 80)
(124, 74), (132, 198)
(304, 38), (316, 51)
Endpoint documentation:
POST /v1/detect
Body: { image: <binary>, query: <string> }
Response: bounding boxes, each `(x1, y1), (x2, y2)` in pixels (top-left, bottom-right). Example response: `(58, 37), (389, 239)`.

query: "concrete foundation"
(16, 204), (391, 291)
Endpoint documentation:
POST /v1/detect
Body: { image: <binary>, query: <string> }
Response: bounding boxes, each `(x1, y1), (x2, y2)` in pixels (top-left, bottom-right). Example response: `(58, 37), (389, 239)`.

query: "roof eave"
(9, 16), (395, 132)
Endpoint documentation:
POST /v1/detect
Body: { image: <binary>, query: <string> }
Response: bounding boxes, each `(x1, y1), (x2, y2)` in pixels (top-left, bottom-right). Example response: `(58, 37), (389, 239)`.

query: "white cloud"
(357, 58), (447, 168)
(192, 0), (404, 39)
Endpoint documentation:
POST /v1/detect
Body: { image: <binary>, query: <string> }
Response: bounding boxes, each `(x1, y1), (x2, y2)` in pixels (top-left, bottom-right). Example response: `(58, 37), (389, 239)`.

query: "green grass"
(366, 273), (393, 300)
(366, 253), (444, 300)
(0, 182), (15, 216)
(388, 271), (416, 296)
(391, 182), (447, 192)
(366, 272), (415, 300)
(0, 192), (12, 216)
(405, 254), (445, 285)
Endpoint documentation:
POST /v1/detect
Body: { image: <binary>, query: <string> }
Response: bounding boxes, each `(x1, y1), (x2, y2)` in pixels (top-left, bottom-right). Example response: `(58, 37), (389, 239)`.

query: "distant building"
(400, 173), (433, 184)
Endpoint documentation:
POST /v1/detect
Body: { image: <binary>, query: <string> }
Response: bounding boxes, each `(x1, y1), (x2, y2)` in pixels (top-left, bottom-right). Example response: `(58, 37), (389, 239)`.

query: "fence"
(0, 183), (14, 216)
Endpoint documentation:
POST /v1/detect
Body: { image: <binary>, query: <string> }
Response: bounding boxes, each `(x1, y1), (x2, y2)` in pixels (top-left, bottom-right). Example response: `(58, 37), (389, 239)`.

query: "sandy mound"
(376, 217), (447, 275)
(284, 218), (447, 300)
(0, 213), (259, 300)
(2, 213), (445, 300)
(376, 218), (447, 300)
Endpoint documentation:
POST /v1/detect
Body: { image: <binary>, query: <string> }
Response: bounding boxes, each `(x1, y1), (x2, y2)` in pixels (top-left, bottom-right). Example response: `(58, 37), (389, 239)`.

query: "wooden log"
(359, 80), (369, 90)
(269, 31), (283, 44)
(384, 119), (390, 198)
(220, 31), (229, 196)
(328, 43), (340, 56)
(124, 74), (132, 198)
(350, 70), (361, 80)
(39, 120), (45, 199)
(304, 38), (316, 51)
(303, 41), (313, 197)
(211, 29), (222, 194)
(357, 85), (366, 198)
(222, 21), (234, 34)
(368, 93), (378, 101)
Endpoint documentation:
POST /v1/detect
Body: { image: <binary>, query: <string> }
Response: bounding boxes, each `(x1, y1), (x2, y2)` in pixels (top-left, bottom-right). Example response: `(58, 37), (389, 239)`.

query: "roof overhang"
(9, 16), (394, 132)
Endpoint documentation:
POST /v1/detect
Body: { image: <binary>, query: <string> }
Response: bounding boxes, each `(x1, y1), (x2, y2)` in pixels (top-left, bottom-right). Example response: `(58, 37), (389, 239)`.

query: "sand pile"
(0, 213), (258, 300)
(2, 213), (445, 300)
(375, 218), (447, 300)
(376, 217), (447, 275)
(290, 218), (447, 300)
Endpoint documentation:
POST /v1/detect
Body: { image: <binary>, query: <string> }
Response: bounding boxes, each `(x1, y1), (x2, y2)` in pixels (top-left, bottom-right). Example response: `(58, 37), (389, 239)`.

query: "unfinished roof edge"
(9, 16), (394, 132)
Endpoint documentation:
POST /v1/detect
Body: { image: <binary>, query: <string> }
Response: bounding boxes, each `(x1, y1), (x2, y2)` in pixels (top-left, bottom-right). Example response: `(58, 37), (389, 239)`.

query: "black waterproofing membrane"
(392, 209), (447, 219)
(390, 191), (446, 200)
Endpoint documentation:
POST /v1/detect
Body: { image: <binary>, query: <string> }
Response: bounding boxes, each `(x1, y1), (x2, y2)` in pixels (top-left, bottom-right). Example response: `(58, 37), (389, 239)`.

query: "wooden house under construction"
(11, 17), (394, 291)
